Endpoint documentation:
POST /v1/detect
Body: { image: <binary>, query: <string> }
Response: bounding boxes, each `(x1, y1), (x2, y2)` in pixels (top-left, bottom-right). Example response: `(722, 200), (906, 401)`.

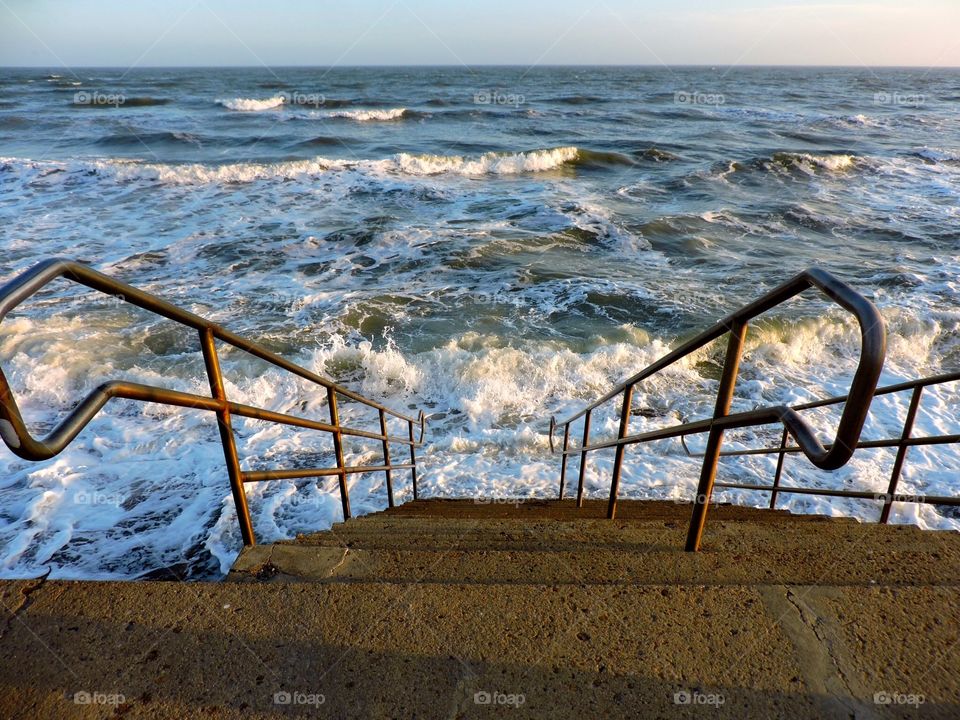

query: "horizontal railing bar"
(561, 406), (796, 456)
(786, 370), (960, 413)
(0, 379), (224, 460)
(0, 374), (425, 464)
(116, 384), (224, 412)
(226, 401), (421, 447)
(714, 433), (960, 458)
(566, 369), (959, 459)
(562, 418), (715, 455)
(561, 368), (960, 460)
(893, 434), (960, 447)
(714, 481), (960, 505)
(243, 464), (415, 483)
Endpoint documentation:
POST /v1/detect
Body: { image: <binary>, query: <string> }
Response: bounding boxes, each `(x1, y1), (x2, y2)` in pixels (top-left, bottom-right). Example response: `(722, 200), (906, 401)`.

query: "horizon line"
(3, 63), (960, 70)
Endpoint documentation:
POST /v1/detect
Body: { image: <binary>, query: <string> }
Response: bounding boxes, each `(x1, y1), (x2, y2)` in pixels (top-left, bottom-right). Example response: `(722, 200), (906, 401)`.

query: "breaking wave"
(0, 147), (584, 185)
(393, 146), (579, 175)
(2, 305), (958, 580)
(324, 108), (408, 121)
(754, 152), (859, 174)
(709, 152), (862, 182)
(217, 96), (285, 111)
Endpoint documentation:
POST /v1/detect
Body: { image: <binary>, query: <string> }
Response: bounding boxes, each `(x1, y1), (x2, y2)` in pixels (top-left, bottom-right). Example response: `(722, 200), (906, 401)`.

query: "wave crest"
(325, 108), (407, 122)
(217, 96), (285, 112)
(774, 152), (857, 172)
(717, 152), (860, 181)
(0, 147), (583, 186)
(394, 147), (579, 175)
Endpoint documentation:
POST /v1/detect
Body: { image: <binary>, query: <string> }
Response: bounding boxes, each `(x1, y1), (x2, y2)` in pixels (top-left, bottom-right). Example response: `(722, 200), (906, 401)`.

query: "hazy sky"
(2, 0), (958, 68)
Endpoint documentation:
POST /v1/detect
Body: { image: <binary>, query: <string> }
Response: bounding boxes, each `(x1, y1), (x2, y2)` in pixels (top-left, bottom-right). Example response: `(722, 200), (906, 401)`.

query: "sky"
(1, 0), (958, 68)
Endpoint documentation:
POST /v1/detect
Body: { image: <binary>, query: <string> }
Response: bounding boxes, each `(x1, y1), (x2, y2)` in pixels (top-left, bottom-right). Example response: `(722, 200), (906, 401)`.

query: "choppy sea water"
(1, 66), (958, 580)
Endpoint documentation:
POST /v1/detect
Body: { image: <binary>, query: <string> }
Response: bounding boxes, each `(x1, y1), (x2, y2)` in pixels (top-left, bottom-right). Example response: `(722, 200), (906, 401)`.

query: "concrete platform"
(1, 500), (958, 719)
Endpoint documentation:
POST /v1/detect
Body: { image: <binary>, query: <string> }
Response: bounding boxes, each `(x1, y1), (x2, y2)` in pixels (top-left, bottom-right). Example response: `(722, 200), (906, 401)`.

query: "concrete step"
(2, 577), (958, 719)
(297, 499), (854, 549)
(354, 498), (836, 522)
(292, 517), (922, 554)
(228, 501), (960, 587)
(3, 499), (959, 719)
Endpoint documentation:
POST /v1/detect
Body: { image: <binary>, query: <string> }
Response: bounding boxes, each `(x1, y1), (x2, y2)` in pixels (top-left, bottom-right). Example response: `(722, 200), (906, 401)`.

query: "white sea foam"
(1, 298), (958, 581)
(557, 199), (652, 251)
(394, 146), (579, 175)
(704, 153), (860, 183)
(844, 113), (881, 127)
(324, 107), (407, 121)
(914, 147), (960, 164)
(698, 209), (770, 235)
(217, 96), (285, 111)
(0, 147), (582, 186)
(778, 152), (857, 173)
(818, 114), (885, 130)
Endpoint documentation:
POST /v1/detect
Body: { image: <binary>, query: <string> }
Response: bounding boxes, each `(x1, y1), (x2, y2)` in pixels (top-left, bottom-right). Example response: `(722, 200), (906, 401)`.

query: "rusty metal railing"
(549, 268), (888, 551)
(0, 258), (426, 546)
(686, 369), (960, 522)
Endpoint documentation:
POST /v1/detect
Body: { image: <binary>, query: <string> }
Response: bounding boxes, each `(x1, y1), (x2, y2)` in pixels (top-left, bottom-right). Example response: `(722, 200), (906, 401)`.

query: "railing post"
(328, 388), (351, 520)
(408, 420), (418, 500)
(607, 384), (635, 519)
(685, 321), (748, 551)
(558, 424), (570, 500)
(769, 426), (789, 509)
(379, 409), (394, 508)
(576, 409), (592, 508)
(199, 328), (255, 546)
(880, 386), (923, 524)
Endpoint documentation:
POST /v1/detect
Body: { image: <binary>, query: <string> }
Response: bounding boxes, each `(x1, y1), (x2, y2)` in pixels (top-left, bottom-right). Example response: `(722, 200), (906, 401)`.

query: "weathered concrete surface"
(0, 500), (957, 719)
(231, 500), (960, 587)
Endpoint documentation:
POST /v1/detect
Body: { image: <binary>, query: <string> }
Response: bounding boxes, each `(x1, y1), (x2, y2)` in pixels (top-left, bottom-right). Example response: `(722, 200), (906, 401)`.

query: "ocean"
(1, 65), (958, 580)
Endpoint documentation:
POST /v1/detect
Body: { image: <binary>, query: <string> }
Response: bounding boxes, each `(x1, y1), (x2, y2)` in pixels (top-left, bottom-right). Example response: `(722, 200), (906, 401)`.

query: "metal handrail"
(0, 258), (427, 546)
(680, 369), (960, 522)
(549, 268), (887, 551)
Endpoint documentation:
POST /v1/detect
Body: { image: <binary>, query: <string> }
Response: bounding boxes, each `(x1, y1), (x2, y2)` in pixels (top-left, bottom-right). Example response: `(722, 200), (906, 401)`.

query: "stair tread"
(228, 500), (960, 586)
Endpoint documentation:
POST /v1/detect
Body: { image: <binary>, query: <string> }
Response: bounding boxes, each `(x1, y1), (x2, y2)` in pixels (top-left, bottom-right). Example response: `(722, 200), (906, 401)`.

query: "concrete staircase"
(228, 499), (958, 587)
(1, 500), (958, 719)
